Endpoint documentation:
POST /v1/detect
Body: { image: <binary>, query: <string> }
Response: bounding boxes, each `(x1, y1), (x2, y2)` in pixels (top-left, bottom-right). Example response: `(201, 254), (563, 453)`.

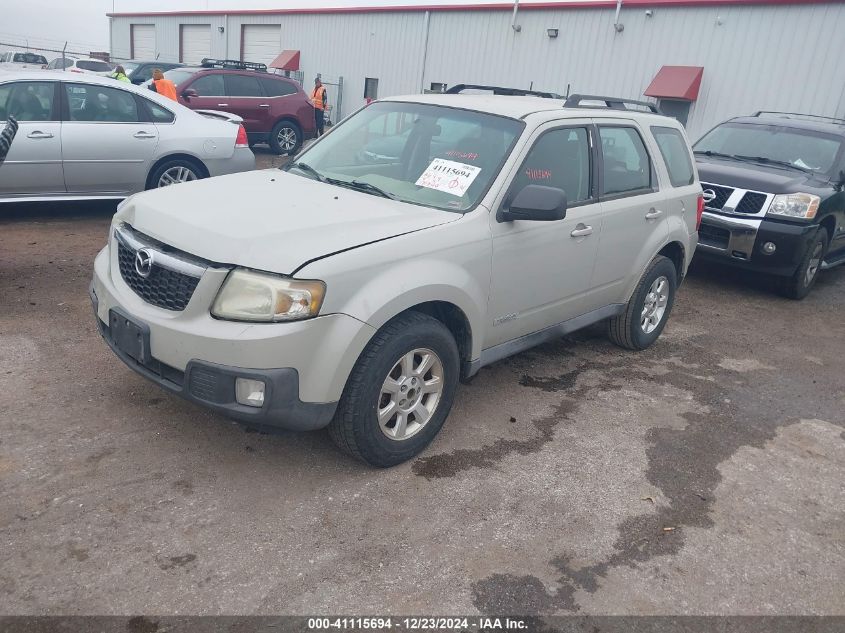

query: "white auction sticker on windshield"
(415, 158), (482, 197)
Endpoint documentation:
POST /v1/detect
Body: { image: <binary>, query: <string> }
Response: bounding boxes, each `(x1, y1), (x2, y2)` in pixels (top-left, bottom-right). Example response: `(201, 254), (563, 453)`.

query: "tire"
(328, 311), (460, 468)
(269, 120), (302, 155)
(780, 229), (828, 300)
(607, 255), (677, 351)
(148, 158), (204, 190)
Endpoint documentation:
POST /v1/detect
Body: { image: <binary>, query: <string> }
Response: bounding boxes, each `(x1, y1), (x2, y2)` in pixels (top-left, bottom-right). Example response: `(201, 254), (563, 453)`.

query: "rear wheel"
(269, 120), (302, 155)
(148, 158), (203, 189)
(780, 229), (828, 300)
(328, 312), (460, 467)
(607, 255), (677, 350)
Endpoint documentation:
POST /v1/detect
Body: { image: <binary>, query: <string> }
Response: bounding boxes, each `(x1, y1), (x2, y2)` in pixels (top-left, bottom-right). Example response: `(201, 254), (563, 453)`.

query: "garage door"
(180, 24), (211, 65)
(131, 24), (156, 60)
(241, 25), (281, 66)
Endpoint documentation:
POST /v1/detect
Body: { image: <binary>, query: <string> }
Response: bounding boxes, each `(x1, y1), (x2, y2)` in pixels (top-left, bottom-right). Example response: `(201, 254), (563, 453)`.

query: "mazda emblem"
(135, 248), (155, 278)
(702, 189), (717, 204)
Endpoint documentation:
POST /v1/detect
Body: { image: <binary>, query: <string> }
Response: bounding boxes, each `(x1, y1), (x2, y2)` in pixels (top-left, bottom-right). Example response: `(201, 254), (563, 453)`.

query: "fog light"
(762, 241), (777, 255)
(235, 378), (266, 408)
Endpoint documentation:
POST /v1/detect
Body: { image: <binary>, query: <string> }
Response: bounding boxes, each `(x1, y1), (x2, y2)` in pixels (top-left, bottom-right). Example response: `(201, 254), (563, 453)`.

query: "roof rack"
(200, 58), (267, 72)
(446, 84), (563, 99)
(564, 94), (662, 114)
(752, 111), (845, 125)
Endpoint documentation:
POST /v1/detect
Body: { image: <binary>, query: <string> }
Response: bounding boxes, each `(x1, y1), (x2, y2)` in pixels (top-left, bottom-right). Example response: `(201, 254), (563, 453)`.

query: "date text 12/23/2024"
(308, 617), (529, 630)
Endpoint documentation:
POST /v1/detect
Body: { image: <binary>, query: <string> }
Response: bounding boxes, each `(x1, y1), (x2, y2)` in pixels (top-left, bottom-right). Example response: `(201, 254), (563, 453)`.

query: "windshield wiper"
(693, 150), (737, 160)
(327, 178), (397, 200)
(732, 155), (814, 174)
(287, 161), (325, 182)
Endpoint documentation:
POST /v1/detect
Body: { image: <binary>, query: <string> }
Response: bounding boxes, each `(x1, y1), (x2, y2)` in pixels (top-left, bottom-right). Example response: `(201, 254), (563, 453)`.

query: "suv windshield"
(694, 122), (843, 175)
(287, 101), (524, 212)
(122, 62), (140, 75)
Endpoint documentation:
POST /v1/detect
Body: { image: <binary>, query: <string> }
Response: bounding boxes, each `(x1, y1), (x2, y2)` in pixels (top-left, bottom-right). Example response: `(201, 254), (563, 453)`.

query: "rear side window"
(141, 97), (175, 123)
(0, 82), (56, 121)
(65, 83), (139, 123)
(651, 126), (694, 187)
(599, 126), (653, 196)
(77, 60), (113, 72)
(511, 127), (592, 204)
(260, 77), (297, 97)
(191, 74), (225, 96)
(225, 74), (262, 97)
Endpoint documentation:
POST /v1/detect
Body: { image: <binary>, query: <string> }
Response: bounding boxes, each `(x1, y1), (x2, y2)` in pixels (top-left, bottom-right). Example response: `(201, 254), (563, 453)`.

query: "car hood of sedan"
(115, 169), (460, 275)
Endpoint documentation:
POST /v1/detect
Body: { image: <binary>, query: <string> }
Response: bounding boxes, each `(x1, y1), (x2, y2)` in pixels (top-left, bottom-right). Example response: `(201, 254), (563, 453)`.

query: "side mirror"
(182, 88), (198, 100)
(500, 184), (567, 222)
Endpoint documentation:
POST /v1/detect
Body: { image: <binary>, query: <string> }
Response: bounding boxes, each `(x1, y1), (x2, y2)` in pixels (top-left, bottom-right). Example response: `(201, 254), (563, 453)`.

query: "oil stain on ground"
(469, 336), (844, 613)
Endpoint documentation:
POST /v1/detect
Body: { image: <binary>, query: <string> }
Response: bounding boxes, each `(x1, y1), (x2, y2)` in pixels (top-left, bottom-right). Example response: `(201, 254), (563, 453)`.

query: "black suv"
(693, 112), (845, 298)
(123, 60), (184, 85)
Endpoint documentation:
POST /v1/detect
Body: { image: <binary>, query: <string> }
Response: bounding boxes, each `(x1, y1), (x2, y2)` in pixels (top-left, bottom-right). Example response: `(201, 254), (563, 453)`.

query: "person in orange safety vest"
(148, 69), (178, 102)
(310, 76), (328, 137)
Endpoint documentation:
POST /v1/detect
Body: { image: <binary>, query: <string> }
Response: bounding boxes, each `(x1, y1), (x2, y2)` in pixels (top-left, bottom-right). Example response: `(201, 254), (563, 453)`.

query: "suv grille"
(115, 229), (206, 312)
(701, 183), (734, 210)
(734, 191), (767, 215)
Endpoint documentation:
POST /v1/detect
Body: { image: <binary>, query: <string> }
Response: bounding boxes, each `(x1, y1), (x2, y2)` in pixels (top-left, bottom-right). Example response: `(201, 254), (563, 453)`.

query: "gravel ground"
(0, 159), (843, 615)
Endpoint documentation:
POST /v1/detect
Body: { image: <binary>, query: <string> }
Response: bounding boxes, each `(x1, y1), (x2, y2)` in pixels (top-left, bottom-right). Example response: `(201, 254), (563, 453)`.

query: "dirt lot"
(1, 156), (844, 615)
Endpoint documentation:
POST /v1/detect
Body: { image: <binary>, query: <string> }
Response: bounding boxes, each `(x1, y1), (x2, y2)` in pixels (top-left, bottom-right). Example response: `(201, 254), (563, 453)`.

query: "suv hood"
(696, 155), (833, 194)
(115, 169), (459, 274)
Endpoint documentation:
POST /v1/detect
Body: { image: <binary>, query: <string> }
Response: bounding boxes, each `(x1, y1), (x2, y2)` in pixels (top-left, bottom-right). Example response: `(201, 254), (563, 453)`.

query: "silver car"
(0, 71), (254, 202)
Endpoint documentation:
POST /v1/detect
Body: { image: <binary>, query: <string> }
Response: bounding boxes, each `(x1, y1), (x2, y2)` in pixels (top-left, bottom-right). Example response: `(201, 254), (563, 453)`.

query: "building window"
(364, 77), (379, 102)
(430, 82), (447, 93)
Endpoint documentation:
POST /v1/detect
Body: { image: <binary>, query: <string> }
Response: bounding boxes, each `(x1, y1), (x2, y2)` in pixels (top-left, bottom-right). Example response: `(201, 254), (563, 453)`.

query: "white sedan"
(0, 70), (255, 202)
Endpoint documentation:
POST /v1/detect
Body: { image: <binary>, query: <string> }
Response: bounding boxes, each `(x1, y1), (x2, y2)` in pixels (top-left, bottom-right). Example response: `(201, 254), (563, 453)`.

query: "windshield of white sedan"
(694, 122), (843, 175)
(286, 101), (523, 212)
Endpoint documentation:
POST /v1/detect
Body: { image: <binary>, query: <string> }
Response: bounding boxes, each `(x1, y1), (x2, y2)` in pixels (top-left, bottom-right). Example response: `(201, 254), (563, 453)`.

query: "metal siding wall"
(111, 3), (845, 136)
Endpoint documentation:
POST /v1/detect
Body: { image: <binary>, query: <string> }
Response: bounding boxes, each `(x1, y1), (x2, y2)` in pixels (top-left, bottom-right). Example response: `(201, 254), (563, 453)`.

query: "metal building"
(108, 0), (845, 138)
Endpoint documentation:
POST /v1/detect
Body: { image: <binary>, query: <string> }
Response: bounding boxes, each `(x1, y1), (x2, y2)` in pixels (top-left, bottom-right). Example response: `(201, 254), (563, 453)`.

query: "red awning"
(644, 65), (704, 101)
(269, 50), (300, 71)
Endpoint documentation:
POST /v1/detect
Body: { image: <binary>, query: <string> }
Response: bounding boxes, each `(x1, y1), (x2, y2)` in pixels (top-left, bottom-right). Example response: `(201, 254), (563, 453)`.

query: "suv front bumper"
(696, 211), (817, 276)
(91, 244), (376, 431)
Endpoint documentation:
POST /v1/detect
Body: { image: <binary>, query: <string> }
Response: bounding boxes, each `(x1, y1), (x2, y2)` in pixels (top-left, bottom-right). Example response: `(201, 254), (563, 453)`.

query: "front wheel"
(780, 229), (828, 300)
(269, 120), (302, 155)
(607, 255), (677, 350)
(328, 312), (460, 467)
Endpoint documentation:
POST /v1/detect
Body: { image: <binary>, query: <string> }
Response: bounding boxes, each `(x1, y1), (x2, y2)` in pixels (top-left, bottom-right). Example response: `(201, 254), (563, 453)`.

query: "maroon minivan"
(165, 63), (316, 155)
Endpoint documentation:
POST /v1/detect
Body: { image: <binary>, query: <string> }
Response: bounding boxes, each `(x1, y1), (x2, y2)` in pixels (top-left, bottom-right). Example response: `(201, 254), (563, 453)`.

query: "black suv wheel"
(780, 229), (828, 300)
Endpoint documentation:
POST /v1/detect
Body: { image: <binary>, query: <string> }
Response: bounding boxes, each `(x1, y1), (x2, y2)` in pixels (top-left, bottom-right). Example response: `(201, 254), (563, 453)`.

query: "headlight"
(767, 193), (820, 220)
(211, 269), (326, 322)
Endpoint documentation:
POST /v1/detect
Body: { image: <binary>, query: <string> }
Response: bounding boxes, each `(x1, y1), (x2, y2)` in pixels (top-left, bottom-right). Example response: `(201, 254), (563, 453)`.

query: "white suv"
(91, 88), (701, 467)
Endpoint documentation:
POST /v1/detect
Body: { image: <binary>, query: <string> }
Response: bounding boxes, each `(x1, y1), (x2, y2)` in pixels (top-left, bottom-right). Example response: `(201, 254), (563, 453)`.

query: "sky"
(2, 0), (541, 56)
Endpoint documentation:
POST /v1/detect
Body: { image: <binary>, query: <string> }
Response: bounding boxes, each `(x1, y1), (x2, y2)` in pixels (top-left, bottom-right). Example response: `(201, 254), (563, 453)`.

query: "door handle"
(217, 103), (229, 107)
(258, 104), (271, 108)
(27, 131), (54, 139)
(134, 131), (156, 139)
(645, 208), (663, 220)
(570, 224), (593, 238)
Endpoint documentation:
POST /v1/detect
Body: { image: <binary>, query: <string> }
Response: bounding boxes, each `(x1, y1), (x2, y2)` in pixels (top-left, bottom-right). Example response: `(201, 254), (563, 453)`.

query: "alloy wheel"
(277, 127), (298, 152)
(158, 166), (197, 187)
(377, 348), (444, 441)
(805, 241), (824, 287)
(641, 276), (669, 334)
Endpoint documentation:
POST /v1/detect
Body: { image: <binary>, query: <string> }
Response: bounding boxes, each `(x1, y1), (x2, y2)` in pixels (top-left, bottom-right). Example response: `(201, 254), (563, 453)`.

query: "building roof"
(644, 65), (704, 101)
(107, 0), (835, 18)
